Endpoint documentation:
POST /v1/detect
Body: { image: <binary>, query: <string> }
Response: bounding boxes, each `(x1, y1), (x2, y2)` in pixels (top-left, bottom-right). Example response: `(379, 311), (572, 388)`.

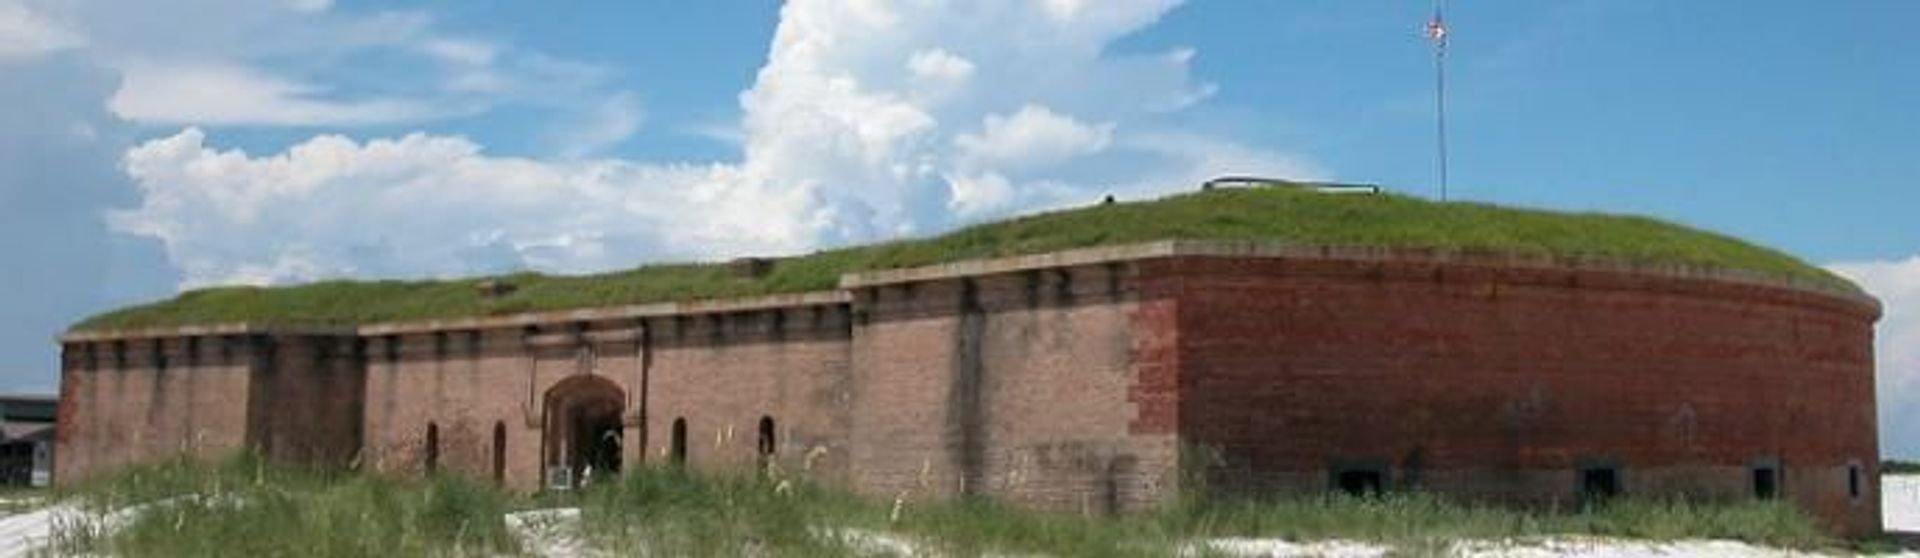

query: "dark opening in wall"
(1336, 470), (1383, 497)
(1579, 465), (1620, 505)
(670, 418), (688, 467)
(1848, 461), (1863, 502)
(425, 423), (440, 474)
(757, 416), (776, 456)
(493, 421), (507, 485)
(757, 416), (776, 472)
(1752, 466), (1779, 499)
(1749, 457), (1782, 500)
(1329, 461), (1388, 497)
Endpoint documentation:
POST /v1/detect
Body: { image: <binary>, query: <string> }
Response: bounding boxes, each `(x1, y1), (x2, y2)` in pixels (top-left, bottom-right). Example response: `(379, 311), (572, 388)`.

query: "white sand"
(0, 502), (85, 558)
(503, 507), (598, 558)
(1886, 474), (1919, 534)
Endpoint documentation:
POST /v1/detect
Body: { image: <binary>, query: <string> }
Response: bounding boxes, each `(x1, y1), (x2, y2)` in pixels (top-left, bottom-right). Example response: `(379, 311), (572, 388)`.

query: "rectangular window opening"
(1848, 463), (1862, 501)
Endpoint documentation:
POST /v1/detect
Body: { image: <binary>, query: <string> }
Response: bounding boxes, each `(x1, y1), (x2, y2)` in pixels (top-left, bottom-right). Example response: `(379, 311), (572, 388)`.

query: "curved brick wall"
(1132, 250), (1881, 535)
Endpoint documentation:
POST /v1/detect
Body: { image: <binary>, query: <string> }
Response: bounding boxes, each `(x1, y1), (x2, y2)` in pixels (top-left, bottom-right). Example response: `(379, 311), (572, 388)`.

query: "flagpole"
(1431, 0), (1450, 202)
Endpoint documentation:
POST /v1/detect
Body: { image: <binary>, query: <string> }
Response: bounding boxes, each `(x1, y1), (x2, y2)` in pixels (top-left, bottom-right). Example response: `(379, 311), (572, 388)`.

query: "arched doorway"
(670, 418), (688, 467)
(757, 416), (776, 472)
(542, 375), (625, 489)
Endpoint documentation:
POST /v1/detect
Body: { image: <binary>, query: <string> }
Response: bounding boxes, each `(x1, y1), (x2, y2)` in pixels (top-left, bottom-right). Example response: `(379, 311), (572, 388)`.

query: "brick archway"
(542, 375), (625, 489)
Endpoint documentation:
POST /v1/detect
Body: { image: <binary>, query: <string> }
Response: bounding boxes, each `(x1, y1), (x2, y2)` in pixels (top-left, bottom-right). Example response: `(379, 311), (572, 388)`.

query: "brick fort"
(53, 186), (1884, 536)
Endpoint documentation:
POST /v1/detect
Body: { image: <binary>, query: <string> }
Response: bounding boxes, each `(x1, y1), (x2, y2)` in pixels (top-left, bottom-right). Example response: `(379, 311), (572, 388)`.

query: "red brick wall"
(56, 336), (263, 484)
(362, 328), (556, 488)
(848, 264), (1179, 514)
(249, 335), (364, 468)
(644, 307), (854, 481)
(355, 307), (855, 492)
(1148, 255), (1881, 535)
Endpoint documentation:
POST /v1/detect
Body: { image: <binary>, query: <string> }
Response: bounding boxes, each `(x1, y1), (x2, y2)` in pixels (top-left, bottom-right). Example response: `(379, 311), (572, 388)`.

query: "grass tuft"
(47, 455), (515, 557)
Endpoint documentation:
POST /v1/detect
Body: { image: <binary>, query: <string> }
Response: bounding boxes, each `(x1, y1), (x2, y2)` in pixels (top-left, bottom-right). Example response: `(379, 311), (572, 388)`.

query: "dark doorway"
(1335, 470), (1384, 497)
(543, 375), (626, 488)
(425, 423), (440, 474)
(1580, 466), (1620, 505)
(492, 421), (508, 485)
(757, 416), (776, 455)
(757, 416), (776, 471)
(670, 418), (688, 466)
(1751, 465), (1780, 500)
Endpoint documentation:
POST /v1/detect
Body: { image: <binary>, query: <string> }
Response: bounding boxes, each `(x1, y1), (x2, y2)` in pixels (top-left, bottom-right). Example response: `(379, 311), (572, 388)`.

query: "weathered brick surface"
(52, 245), (1881, 536)
(1147, 256), (1880, 536)
(362, 328), (557, 488)
(249, 336), (365, 467)
(645, 307), (854, 481)
(849, 264), (1179, 514)
(56, 335), (282, 482)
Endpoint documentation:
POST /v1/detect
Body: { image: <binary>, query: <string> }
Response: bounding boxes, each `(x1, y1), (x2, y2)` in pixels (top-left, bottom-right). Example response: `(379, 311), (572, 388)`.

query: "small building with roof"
(0, 393), (56, 487)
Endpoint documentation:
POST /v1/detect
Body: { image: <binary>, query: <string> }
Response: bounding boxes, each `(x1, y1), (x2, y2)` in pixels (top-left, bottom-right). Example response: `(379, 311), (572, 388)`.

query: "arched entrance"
(542, 375), (625, 489)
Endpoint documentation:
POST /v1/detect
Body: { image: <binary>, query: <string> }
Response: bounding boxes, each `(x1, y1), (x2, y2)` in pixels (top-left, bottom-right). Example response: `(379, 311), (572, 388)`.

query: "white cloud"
(0, 1), (83, 59)
(955, 105), (1113, 172)
(109, 62), (452, 126)
(908, 48), (975, 84)
(286, 0), (331, 14)
(945, 172), (1015, 217)
(1039, 0), (1089, 22)
(113, 0), (1325, 293)
(28, 0), (634, 138)
(1829, 256), (1920, 458)
(114, 128), (810, 287)
(420, 38), (497, 67)
(552, 91), (645, 159)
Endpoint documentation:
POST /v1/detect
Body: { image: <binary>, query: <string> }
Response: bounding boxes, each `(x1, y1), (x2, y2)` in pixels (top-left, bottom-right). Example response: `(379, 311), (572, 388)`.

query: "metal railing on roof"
(1201, 176), (1381, 195)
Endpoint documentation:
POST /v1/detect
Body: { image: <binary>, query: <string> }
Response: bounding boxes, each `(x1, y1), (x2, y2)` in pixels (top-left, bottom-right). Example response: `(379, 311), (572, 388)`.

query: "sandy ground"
(503, 508), (598, 558)
(6, 475), (1917, 557)
(0, 501), (83, 558)
(1886, 475), (1919, 534)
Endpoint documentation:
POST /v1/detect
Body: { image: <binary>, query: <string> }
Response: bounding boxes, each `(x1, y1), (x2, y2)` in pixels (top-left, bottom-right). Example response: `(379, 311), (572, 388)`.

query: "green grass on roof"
(72, 186), (1855, 332)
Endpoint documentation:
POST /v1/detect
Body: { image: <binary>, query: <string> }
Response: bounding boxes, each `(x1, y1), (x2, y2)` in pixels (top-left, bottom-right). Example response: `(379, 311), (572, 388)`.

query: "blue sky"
(1, 0), (1915, 456)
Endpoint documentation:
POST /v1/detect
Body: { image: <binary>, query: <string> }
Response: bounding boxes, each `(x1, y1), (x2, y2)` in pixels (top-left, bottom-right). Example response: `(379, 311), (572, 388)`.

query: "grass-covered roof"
(73, 185), (1853, 332)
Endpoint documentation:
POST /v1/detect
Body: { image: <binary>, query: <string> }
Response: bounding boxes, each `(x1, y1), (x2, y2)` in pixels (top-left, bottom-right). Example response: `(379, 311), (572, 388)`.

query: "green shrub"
(1882, 460), (1920, 474)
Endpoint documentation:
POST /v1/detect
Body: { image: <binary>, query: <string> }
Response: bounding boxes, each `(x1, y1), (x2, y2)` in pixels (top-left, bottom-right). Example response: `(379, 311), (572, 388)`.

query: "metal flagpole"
(1427, 0), (1450, 201)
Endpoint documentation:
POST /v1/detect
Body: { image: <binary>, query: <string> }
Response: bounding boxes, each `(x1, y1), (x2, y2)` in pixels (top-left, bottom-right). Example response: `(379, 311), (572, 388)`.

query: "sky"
(0, 0), (1914, 455)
